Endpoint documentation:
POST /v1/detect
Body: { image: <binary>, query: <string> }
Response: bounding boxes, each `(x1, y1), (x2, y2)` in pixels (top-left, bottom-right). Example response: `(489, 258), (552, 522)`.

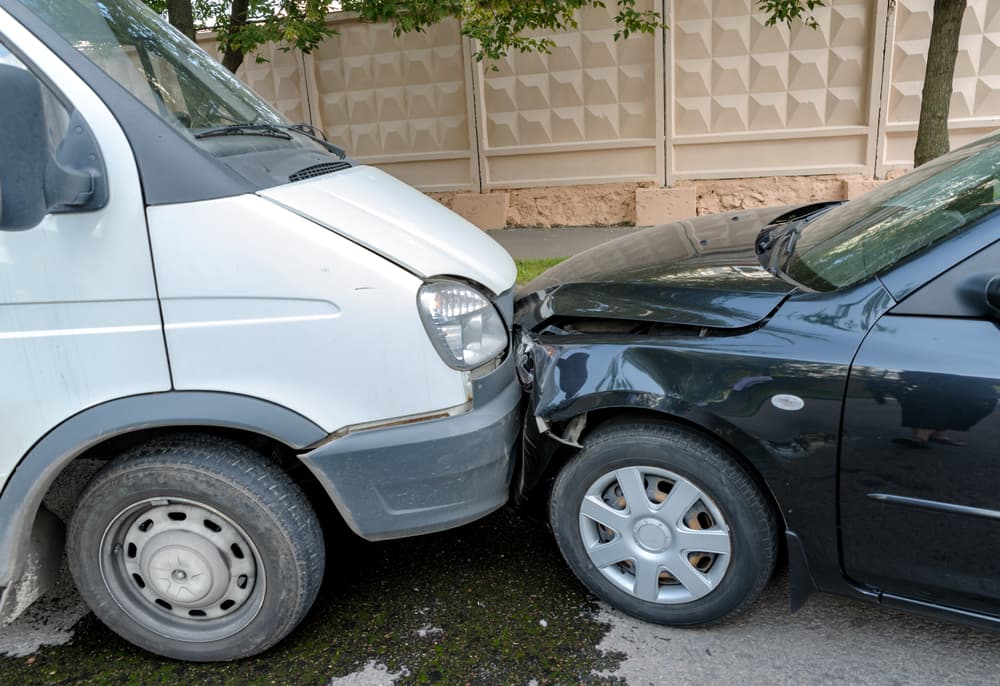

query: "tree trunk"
(914, 0), (967, 167)
(165, 0), (196, 41)
(221, 0), (250, 73)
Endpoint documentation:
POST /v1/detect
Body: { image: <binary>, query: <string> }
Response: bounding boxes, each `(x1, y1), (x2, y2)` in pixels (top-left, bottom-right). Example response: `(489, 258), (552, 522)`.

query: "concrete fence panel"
(879, 0), (1000, 172)
(667, 0), (884, 181)
(473, 0), (663, 190)
(303, 17), (479, 192)
(209, 1), (1000, 225)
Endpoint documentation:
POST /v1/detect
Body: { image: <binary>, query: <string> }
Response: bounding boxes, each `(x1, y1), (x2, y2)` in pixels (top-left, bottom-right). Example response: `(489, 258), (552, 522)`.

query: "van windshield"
(20, 0), (326, 156)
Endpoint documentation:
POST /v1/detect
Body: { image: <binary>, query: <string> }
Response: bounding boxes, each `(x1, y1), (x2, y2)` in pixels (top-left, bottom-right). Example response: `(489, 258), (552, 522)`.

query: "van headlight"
(417, 280), (508, 370)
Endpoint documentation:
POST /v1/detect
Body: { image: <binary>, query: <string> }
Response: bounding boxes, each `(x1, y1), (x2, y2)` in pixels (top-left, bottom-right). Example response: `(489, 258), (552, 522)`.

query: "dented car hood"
(517, 206), (805, 330)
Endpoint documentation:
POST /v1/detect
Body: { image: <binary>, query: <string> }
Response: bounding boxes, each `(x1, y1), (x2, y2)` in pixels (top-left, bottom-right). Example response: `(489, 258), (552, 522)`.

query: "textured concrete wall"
(213, 0), (994, 226)
(429, 174), (891, 226)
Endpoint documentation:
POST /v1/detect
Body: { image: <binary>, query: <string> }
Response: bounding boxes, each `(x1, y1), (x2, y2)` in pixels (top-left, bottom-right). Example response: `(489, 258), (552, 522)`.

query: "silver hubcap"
(137, 532), (232, 609)
(578, 466), (731, 604)
(100, 498), (264, 641)
(633, 518), (672, 552)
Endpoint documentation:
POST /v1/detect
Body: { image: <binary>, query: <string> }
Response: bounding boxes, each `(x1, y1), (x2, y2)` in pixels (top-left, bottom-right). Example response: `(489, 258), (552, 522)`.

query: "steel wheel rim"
(578, 466), (732, 604)
(99, 497), (266, 643)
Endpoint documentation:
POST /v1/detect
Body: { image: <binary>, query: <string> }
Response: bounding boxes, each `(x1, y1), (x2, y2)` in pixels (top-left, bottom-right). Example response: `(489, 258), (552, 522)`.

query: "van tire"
(67, 434), (325, 661)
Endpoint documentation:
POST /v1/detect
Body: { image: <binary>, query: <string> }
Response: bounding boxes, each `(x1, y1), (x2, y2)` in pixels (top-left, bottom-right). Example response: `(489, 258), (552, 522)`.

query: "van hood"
(516, 206), (814, 330)
(259, 166), (516, 295)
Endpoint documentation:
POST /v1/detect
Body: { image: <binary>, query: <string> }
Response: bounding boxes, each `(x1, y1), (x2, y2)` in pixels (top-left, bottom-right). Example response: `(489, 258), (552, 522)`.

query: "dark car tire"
(549, 420), (777, 626)
(67, 434), (325, 662)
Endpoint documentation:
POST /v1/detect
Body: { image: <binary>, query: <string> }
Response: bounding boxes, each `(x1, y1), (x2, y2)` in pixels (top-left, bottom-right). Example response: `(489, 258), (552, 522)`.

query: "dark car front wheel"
(549, 420), (777, 626)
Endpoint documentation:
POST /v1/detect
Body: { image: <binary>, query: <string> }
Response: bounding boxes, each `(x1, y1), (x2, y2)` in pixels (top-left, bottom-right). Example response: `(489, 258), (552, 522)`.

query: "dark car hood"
(517, 205), (819, 330)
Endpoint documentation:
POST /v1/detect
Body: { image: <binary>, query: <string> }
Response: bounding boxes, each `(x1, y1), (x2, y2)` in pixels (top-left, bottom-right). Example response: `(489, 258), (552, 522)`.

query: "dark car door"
(840, 242), (1000, 616)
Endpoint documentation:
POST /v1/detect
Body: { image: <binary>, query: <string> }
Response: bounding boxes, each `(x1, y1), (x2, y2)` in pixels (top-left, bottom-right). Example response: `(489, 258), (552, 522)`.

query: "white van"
(0, 0), (520, 661)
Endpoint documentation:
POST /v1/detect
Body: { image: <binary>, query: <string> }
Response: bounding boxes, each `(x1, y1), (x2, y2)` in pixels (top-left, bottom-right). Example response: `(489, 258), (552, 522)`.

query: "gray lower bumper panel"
(300, 378), (522, 541)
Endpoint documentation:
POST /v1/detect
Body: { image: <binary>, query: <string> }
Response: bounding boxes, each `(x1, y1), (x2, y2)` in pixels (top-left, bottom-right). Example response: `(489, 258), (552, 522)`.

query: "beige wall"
(668, 0), (881, 180)
(476, 2), (662, 189)
(209, 0), (1000, 225)
(880, 0), (1000, 170)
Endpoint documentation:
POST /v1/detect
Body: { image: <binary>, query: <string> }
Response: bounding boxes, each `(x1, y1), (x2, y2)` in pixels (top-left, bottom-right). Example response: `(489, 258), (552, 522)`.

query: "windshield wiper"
(195, 123), (293, 141)
(755, 201), (842, 268)
(757, 221), (809, 277)
(755, 221), (799, 269)
(754, 226), (780, 255)
(782, 222), (804, 256)
(284, 123), (346, 158)
(766, 215), (820, 285)
(194, 122), (347, 158)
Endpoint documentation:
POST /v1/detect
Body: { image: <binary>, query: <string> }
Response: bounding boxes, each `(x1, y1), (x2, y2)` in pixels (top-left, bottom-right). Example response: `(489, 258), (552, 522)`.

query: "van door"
(0, 22), (170, 492)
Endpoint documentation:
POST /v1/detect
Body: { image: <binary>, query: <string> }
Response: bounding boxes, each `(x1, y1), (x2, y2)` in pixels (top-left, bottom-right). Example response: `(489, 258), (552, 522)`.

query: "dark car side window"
(891, 239), (1000, 318)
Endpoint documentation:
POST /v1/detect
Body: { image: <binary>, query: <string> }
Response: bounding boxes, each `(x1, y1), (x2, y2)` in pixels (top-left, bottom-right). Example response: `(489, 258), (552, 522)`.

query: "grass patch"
(516, 257), (567, 285)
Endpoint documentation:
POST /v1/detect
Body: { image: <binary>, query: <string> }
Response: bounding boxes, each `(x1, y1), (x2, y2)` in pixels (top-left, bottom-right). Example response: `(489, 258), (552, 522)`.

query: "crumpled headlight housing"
(417, 280), (508, 370)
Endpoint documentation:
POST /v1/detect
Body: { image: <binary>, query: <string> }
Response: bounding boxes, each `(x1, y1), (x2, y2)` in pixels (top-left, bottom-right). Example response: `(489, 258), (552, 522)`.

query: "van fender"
(0, 391), (327, 588)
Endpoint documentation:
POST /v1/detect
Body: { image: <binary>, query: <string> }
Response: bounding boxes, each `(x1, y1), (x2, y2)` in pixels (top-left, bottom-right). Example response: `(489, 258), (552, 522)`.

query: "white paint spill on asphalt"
(327, 660), (409, 686)
(0, 565), (88, 658)
(0, 459), (100, 658)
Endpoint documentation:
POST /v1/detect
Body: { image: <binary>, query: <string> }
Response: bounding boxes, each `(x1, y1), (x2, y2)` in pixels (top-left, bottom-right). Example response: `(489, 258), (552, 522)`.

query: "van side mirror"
(0, 65), (107, 231)
(47, 109), (109, 214)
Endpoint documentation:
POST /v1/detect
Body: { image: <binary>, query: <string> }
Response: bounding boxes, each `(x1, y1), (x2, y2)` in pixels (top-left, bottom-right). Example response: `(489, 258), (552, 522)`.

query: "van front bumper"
(299, 356), (522, 541)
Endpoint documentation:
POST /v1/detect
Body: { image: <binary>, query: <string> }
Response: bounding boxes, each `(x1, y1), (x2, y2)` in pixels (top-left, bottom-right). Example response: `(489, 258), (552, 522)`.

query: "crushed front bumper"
(299, 355), (522, 541)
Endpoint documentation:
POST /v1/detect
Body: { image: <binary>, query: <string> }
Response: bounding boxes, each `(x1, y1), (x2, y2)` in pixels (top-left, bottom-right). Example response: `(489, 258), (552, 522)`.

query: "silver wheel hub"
(100, 499), (265, 642)
(578, 466), (732, 605)
(633, 518), (672, 553)
(140, 532), (229, 607)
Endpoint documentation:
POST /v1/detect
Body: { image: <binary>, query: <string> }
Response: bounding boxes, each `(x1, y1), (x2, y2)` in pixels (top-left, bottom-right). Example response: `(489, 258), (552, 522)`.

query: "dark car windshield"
(783, 132), (1000, 291)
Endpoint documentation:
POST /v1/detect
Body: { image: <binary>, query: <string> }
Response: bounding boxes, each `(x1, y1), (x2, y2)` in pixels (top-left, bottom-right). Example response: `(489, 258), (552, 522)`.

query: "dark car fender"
(516, 279), (897, 605)
(522, 378), (827, 609)
(523, 355), (785, 512)
(522, 356), (835, 606)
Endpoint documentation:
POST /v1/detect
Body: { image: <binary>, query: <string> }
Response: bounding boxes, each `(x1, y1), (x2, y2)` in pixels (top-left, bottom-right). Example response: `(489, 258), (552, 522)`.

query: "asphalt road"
(1, 506), (998, 685)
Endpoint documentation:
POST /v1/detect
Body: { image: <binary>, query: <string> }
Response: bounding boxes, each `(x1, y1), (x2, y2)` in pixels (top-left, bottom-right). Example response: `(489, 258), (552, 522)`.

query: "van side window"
(0, 38), (107, 229)
(0, 41), (71, 160)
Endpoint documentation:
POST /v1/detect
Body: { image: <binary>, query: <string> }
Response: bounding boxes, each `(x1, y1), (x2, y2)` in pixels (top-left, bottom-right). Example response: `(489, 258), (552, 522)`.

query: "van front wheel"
(67, 434), (325, 662)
